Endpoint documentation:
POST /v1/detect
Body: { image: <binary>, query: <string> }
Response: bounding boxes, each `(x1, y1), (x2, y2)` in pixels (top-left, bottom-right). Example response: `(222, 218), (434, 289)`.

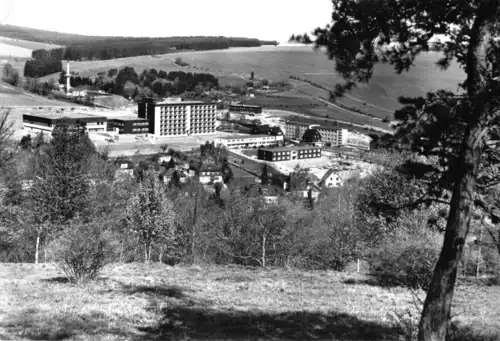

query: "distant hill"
(0, 24), (279, 61)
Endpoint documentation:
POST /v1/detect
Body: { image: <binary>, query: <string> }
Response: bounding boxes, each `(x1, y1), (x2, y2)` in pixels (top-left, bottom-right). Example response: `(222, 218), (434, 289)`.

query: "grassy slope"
(0, 36), (61, 51)
(65, 46), (462, 124)
(0, 263), (498, 341)
(0, 42), (32, 58)
(0, 82), (77, 108)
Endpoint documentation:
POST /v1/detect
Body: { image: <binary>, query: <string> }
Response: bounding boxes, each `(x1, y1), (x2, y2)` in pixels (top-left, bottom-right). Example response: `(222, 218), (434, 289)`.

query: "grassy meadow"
(0, 37), (60, 51)
(0, 263), (499, 341)
(0, 83), (76, 109)
(63, 46), (465, 105)
(0, 42), (32, 58)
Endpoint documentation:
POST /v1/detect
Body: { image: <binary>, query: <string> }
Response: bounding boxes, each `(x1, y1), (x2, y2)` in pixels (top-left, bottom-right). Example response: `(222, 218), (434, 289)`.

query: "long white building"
(284, 120), (371, 150)
(138, 98), (217, 138)
(285, 121), (348, 146)
(214, 134), (284, 149)
(23, 112), (108, 135)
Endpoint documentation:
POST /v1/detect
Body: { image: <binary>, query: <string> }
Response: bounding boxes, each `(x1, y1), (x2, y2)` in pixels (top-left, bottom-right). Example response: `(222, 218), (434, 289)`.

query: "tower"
(66, 62), (71, 93)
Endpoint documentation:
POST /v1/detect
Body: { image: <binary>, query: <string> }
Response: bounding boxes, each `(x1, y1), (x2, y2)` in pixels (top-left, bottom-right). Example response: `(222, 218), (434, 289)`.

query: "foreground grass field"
(1, 263), (499, 341)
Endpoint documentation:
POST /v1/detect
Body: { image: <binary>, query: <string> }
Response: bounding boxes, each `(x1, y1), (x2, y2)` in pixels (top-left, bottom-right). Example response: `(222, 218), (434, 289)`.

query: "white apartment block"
(285, 121), (348, 146)
(23, 112), (108, 136)
(152, 100), (217, 138)
(214, 134), (284, 149)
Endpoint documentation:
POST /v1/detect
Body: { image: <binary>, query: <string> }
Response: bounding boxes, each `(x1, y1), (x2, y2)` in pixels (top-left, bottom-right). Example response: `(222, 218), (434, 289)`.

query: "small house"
(199, 164), (223, 184)
(318, 169), (344, 188)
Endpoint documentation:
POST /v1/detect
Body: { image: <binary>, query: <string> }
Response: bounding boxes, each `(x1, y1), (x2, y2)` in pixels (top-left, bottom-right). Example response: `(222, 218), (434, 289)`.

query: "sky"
(0, 0), (333, 43)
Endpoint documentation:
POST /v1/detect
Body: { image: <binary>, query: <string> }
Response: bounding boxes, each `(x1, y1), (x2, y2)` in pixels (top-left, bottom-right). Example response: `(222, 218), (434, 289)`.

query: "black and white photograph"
(1, 0), (500, 340)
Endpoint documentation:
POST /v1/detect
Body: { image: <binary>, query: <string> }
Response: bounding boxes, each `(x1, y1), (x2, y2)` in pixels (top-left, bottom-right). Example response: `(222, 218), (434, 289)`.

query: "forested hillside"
(0, 25), (278, 61)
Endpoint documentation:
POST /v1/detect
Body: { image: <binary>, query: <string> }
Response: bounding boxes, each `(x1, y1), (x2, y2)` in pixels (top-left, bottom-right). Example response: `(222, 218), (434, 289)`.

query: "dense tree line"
(31, 37), (279, 61)
(24, 59), (62, 78)
(0, 24), (279, 49)
(95, 67), (218, 99)
(58, 71), (95, 88)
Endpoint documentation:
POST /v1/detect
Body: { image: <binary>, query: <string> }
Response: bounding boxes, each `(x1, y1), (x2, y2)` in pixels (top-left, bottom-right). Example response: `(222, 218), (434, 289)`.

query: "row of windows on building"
(270, 153), (320, 161)
(159, 108), (216, 113)
(298, 149), (320, 154)
(226, 137), (275, 143)
(160, 124), (215, 128)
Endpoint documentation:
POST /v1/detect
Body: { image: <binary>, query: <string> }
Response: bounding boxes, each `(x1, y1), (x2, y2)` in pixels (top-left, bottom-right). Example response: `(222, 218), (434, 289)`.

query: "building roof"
(260, 146), (322, 153)
(23, 112), (108, 120)
(286, 120), (345, 132)
(318, 169), (337, 187)
(229, 104), (262, 108)
(156, 100), (216, 105)
(269, 127), (284, 135)
(302, 128), (322, 142)
(200, 164), (222, 173)
(109, 116), (149, 122)
(216, 134), (274, 140)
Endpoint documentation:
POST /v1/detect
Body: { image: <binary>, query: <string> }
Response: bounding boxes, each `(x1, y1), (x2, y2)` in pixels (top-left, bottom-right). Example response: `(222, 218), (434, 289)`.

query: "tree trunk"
(418, 125), (482, 341)
(262, 232), (267, 267)
(159, 245), (163, 263)
(476, 224), (483, 277)
(119, 241), (124, 263)
(418, 3), (497, 339)
(144, 243), (149, 264)
(35, 230), (40, 264)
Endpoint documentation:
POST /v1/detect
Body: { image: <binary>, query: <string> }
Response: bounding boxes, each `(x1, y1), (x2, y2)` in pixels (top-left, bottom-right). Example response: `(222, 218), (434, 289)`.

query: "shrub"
(368, 213), (441, 291)
(47, 219), (118, 283)
(2, 63), (20, 86)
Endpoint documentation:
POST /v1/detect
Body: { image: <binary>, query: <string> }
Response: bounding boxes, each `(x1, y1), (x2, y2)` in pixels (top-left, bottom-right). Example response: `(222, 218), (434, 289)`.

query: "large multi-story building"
(258, 146), (322, 162)
(346, 131), (372, 150)
(107, 116), (150, 135)
(23, 112), (108, 135)
(251, 124), (284, 136)
(284, 121), (348, 146)
(214, 134), (284, 149)
(229, 104), (263, 114)
(138, 98), (217, 138)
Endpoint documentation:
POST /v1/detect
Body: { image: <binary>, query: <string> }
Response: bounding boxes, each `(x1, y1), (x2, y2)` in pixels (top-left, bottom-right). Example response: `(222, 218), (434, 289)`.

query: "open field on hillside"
(0, 83), (77, 115)
(0, 36), (61, 51)
(247, 95), (326, 108)
(52, 46), (464, 106)
(0, 263), (499, 341)
(249, 94), (390, 131)
(65, 55), (247, 87)
(306, 107), (389, 129)
(0, 42), (32, 58)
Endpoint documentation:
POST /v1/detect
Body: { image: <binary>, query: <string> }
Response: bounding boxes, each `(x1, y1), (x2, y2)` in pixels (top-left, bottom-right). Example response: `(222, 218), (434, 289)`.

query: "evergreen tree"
(30, 118), (95, 224)
(261, 164), (269, 185)
(294, 1), (500, 340)
(166, 157), (176, 170)
(170, 170), (181, 188)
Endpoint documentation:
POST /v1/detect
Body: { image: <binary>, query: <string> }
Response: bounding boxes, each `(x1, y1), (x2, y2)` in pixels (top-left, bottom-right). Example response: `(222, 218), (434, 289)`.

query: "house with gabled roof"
(199, 163), (223, 184)
(302, 128), (324, 147)
(318, 169), (356, 188)
(318, 169), (344, 188)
